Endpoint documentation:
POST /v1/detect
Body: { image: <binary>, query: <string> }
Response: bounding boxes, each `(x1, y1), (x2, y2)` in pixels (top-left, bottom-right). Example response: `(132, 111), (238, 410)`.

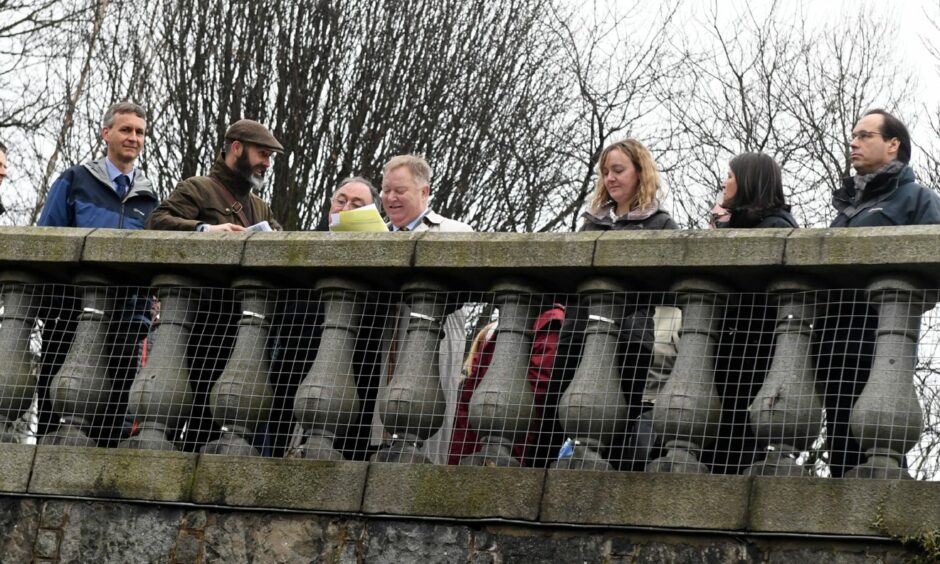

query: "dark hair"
(0, 141), (6, 154)
(722, 152), (786, 213)
(864, 109), (911, 164)
(336, 175), (382, 214)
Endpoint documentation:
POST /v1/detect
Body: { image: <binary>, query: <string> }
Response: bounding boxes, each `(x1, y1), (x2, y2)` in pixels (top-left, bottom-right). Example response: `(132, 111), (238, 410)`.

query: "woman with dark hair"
(714, 152), (798, 229)
(707, 152), (800, 474)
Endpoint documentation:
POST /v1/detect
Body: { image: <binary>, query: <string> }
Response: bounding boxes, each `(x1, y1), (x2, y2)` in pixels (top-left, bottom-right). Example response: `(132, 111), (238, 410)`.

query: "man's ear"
(421, 183), (430, 200)
(888, 137), (900, 158)
(101, 126), (110, 141)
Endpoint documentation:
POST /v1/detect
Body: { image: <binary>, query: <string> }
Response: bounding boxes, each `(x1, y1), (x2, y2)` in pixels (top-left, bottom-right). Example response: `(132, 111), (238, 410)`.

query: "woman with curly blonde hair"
(580, 139), (677, 231)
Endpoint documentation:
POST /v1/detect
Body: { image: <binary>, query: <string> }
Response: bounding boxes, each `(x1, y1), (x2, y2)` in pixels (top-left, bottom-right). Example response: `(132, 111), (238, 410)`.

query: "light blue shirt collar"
(394, 208), (430, 232)
(104, 158), (136, 193)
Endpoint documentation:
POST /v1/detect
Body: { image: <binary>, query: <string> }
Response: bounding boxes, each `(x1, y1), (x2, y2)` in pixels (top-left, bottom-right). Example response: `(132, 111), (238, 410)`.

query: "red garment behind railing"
(448, 306), (565, 466)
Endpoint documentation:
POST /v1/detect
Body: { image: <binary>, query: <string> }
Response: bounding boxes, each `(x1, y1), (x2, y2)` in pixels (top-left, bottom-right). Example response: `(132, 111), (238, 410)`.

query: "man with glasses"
(315, 176), (382, 231)
(821, 109), (940, 477)
(330, 176), (380, 214)
(831, 108), (940, 227)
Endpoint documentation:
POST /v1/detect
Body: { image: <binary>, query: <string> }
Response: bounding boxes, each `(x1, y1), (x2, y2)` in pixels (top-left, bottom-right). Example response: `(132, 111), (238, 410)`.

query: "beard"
(234, 151), (266, 191)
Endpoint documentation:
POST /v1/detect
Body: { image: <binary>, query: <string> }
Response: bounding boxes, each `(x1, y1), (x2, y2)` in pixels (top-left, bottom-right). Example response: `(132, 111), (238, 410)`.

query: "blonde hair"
(461, 321), (498, 381)
(589, 139), (661, 214)
(383, 154), (432, 186)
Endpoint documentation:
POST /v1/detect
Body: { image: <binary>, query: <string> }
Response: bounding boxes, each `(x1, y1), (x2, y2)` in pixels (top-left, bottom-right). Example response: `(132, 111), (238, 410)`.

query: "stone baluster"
(745, 277), (822, 476)
(292, 277), (366, 460)
(202, 277), (275, 456)
(647, 278), (728, 473)
(41, 273), (116, 446)
(119, 274), (197, 451)
(462, 280), (539, 467)
(373, 279), (448, 464)
(554, 278), (629, 471)
(0, 271), (41, 442)
(844, 276), (933, 479)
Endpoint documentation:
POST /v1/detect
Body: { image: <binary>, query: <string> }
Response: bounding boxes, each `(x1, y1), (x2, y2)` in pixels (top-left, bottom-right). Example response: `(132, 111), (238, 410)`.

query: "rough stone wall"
(0, 497), (915, 564)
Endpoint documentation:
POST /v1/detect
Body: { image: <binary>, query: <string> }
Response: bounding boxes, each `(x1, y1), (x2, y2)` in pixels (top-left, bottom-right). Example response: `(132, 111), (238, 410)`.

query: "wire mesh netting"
(0, 280), (938, 480)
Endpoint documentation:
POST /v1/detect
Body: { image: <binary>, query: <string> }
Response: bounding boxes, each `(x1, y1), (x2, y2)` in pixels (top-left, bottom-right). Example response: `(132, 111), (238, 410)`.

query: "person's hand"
(207, 223), (246, 232)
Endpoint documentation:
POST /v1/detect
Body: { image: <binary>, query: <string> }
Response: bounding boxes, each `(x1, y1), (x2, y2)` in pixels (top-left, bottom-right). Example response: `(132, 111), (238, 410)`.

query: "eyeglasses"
(850, 130), (885, 142)
(330, 196), (368, 210)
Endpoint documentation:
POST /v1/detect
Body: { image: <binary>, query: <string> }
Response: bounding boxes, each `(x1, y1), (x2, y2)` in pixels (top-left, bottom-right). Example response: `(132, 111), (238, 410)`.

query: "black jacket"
(711, 205), (795, 472)
(831, 165), (940, 227)
(720, 207), (798, 229)
(579, 207), (678, 231)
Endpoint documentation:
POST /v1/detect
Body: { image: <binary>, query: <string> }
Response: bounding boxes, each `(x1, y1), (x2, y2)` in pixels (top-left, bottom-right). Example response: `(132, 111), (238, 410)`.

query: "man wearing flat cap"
(147, 119), (284, 231)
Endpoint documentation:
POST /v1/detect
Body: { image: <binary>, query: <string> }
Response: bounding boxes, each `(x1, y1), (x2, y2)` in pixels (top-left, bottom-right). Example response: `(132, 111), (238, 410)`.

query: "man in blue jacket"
(831, 109), (940, 227)
(37, 102), (157, 447)
(821, 110), (940, 477)
(38, 102), (157, 228)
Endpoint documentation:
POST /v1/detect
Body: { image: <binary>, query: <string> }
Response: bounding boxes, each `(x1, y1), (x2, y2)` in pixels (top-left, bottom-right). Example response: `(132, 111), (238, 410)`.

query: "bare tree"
(29, 0), (110, 224)
(0, 0), (99, 224)
(915, 2), (940, 195)
(658, 2), (805, 228)
(539, 1), (683, 232)
(784, 11), (914, 227)
(65, 0), (580, 231)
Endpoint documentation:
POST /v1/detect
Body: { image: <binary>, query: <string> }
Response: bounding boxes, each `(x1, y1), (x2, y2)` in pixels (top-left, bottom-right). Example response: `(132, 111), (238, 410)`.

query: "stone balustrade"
(0, 226), (939, 481)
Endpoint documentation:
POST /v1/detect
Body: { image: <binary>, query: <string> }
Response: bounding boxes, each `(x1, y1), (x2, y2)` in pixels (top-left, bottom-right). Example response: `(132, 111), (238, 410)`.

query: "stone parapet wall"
(2, 444), (939, 542)
(3, 228), (940, 560)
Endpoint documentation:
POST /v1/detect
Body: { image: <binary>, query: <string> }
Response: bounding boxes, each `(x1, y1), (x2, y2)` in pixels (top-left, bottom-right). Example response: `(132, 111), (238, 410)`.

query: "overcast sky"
(693, 0), (937, 106)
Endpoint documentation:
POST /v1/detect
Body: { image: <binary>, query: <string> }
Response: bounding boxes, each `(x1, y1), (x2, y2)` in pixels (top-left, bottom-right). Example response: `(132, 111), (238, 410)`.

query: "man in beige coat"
(380, 154), (472, 232)
(372, 154), (472, 463)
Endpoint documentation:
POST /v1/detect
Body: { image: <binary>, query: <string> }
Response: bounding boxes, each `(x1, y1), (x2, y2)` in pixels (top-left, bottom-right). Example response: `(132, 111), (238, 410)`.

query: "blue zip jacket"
(831, 165), (940, 227)
(38, 157), (158, 229)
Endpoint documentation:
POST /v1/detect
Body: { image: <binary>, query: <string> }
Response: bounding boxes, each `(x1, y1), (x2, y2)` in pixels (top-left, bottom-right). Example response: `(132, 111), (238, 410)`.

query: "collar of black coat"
(209, 154), (253, 198)
(834, 164), (914, 212)
(722, 205), (796, 228)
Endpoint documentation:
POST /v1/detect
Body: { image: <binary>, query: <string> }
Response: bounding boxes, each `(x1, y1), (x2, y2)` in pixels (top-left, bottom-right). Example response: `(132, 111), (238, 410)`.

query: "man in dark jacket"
(146, 119), (283, 232)
(831, 109), (940, 227)
(146, 119), (283, 451)
(38, 102), (157, 229)
(821, 109), (940, 477)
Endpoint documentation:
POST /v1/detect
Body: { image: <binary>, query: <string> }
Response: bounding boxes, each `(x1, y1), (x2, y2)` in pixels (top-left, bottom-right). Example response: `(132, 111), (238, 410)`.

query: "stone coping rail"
(1, 443), (938, 540)
(1, 226), (939, 290)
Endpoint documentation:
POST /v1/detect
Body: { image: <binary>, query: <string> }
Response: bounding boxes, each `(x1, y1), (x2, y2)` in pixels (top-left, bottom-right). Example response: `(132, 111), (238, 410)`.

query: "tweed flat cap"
(224, 119), (284, 153)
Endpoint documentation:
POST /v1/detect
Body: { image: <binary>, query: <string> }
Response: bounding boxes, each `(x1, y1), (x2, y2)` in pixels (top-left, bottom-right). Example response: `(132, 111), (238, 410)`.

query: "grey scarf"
(853, 159), (904, 202)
